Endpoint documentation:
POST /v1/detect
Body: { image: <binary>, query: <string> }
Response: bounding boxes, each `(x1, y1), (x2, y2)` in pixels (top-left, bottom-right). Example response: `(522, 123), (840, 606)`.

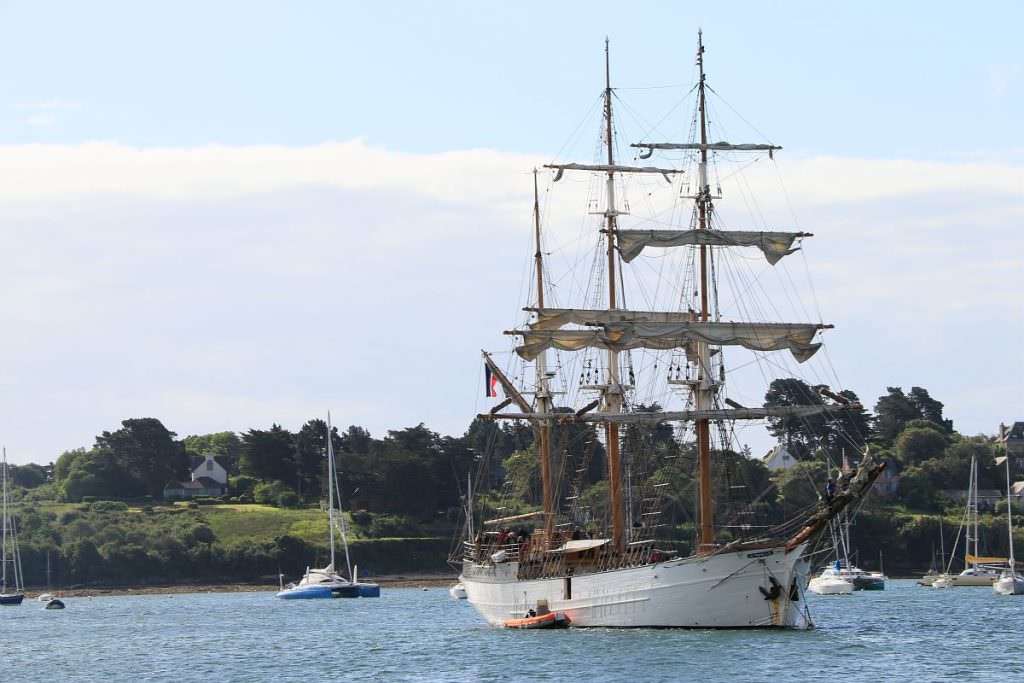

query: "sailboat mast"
(1005, 452), (1015, 567)
(602, 37), (624, 552)
(1, 448), (7, 591)
(326, 415), (336, 572)
(532, 168), (554, 544)
(695, 30), (715, 552)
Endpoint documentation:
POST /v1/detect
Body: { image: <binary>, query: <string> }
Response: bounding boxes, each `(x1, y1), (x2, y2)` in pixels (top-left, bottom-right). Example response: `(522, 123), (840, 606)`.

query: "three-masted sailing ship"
(459, 34), (884, 628)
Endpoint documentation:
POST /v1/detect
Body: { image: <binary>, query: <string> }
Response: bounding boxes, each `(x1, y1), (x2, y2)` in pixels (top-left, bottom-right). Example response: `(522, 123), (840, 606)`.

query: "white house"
(162, 453), (229, 500)
(191, 453), (228, 486)
(761, 445), (798, 471)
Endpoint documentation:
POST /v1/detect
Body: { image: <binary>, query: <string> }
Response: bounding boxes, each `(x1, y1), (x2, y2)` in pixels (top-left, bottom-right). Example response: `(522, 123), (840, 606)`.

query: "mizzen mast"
(532, 168), (555, 545)
(694, 30), (715, 553)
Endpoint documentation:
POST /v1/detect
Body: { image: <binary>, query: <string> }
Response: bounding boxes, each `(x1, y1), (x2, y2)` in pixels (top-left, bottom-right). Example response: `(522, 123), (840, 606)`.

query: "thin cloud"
(0, 140), (1019, 465)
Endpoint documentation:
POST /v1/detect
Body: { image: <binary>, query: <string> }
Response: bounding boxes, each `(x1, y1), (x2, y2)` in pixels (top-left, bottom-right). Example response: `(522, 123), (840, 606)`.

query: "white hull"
(993, 574), (1024, 595)
(449, 582), (467, 599)
(807, 577), (854, 595)
(463, 543), (812, 628)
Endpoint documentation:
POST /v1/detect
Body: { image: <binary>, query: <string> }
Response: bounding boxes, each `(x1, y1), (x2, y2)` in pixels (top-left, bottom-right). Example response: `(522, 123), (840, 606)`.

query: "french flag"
(485, 365), (498, 398)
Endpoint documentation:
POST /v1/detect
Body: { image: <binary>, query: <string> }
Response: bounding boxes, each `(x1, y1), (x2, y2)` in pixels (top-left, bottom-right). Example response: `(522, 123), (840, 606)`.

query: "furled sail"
(616, 229), (806, 265)
(527, 307), (695, 331)
(544, 162), (678, 183)
(632, 142), (781, 152)
(512, 320), (825, 362)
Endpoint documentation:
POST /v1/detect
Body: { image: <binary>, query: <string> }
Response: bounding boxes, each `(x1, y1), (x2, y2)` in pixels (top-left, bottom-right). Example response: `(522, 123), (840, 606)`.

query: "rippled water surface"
(2, 580), (1022, 682)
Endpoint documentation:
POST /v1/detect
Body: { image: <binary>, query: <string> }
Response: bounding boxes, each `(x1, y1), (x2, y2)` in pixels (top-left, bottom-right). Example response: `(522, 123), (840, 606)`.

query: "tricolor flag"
(485, 365), (498, 398)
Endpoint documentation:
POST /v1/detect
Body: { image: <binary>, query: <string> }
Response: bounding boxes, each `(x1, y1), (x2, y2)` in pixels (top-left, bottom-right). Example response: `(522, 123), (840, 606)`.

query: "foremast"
(601, 37), (625, 552)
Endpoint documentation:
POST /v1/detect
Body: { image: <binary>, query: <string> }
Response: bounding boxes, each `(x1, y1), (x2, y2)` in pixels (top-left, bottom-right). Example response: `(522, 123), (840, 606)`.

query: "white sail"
(513, 321), (824, 362)
(617, 229), (806, 264)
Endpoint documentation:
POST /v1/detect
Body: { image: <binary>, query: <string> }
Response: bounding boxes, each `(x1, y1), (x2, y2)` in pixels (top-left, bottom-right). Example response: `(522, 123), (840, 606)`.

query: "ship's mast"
(695, 30), (715, 553)
(602, 37), (625, 552)
(533, 168), (554, 545)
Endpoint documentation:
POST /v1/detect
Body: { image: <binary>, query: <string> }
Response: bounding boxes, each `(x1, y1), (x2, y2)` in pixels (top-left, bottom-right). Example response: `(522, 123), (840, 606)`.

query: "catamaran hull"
(463, 543), (812, 628)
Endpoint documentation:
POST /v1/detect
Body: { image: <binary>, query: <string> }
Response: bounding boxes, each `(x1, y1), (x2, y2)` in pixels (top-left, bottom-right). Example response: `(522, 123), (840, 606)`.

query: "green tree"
(94, 418), (188, 498)
(874, 386), (951, 444)
(764, 379), (827, 451)
(295, 418), (330, 499)
(895, 426), (950, 467)
(775, 460), (829, 510)
(184, 432), (242, 475)
(53, 448), (87, 483)
(9, 463), (47, 488)
(339, 425), (372, 455)
(239, 425), (296, 484)
(62, 449), (134, 502)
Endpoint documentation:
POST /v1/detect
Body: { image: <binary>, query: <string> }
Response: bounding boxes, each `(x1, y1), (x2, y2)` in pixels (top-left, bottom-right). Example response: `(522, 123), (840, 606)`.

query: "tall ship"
(457, 34), (885, 629)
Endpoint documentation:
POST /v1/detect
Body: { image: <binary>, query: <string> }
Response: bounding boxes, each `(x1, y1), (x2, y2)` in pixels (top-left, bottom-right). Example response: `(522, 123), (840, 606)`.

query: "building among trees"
(162, 453), (229, 500)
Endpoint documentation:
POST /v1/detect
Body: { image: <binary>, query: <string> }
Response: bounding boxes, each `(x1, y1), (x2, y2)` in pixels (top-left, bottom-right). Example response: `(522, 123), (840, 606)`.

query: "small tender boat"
(37, 592), (54, 602)
(932, 574), (953, 589)
(449, 582), (467, 599)
(504, 611), (570, 629)
(43, 598), (66, 610)
(807, 567), (854, 595)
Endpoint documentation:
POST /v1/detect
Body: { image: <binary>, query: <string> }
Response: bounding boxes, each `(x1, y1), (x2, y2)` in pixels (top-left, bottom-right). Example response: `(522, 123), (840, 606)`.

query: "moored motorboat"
(836, 563), (885, 591)
(449, 582), (467, 599)
(43, 598), (66, 610)
(807, 567), (854, 595)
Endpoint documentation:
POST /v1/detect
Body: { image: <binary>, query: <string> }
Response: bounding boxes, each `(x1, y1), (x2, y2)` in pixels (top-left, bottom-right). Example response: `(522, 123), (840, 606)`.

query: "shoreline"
(25, 573), (459, 598)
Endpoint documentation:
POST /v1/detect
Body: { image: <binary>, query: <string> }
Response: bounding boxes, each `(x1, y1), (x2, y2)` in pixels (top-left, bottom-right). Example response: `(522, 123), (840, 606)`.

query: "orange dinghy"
(503, 611), (571, 629)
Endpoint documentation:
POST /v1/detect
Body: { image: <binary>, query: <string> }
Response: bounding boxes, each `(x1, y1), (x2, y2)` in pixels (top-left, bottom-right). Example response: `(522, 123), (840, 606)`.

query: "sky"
(1, 1), (1021, 465)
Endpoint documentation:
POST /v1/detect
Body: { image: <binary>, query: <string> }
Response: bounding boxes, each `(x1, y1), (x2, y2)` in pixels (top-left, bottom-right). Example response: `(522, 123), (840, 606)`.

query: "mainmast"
(532, 169), (554, 545)
(694, 30), (715, 553)
(602, 37), (625, 553)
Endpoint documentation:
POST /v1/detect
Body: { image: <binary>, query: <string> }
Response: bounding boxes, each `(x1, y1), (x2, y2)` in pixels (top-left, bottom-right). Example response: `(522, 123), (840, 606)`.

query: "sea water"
(1, 580), (1021, 682)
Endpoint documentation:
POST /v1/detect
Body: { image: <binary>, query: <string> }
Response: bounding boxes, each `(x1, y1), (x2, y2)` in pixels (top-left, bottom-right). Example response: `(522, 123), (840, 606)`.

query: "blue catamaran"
(276, 414), (379, 599)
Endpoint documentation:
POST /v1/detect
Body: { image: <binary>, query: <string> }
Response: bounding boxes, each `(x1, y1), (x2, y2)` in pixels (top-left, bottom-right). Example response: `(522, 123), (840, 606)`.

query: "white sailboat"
(934, 454), (1004, 587)
(450, 471), (471, 600)
(459, 35), (885, 629)
(1, 448), (26, 606)
(277, 414), (380, 599)
(993, 452), (1023, 595)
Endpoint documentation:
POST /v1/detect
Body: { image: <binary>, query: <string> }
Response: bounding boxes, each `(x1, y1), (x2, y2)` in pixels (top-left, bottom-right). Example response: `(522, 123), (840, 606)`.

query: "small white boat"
(37, 592), (54, 602)
(993, 570), (1024, 595)
(807, 567), (854, 595)
(932, 574), (953, 589)
(449, 582), (467, 599)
